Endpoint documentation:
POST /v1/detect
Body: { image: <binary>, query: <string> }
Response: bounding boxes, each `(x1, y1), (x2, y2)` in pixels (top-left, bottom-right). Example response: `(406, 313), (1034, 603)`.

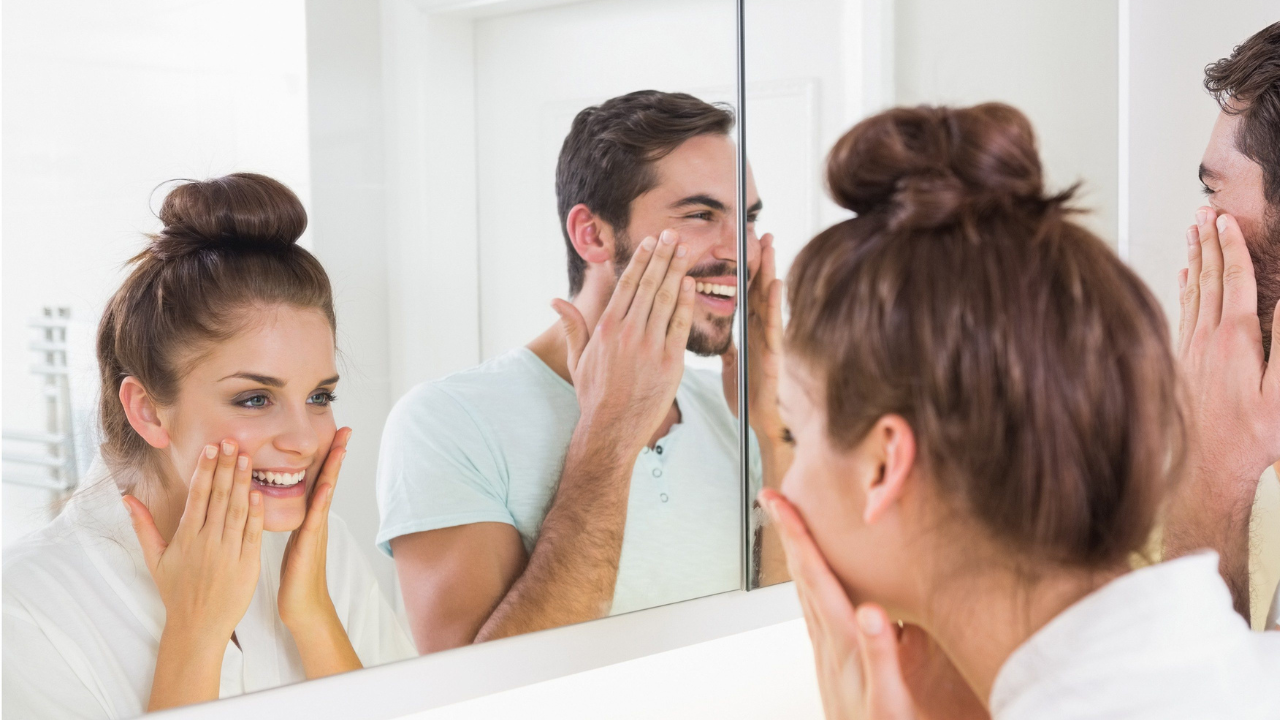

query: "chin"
(263, 500), (307, 532)
(687, 318), (734, 357)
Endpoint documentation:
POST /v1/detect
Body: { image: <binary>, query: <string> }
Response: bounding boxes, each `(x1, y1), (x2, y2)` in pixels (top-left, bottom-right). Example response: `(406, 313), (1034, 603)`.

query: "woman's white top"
(990, 553), (1280, 720)
(2, 462), (416, 719)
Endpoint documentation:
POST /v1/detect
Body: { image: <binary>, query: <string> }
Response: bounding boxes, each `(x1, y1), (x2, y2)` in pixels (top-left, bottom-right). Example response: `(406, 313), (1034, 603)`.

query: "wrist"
(281, 596), (339, 634)
(160, 620), (229, 656)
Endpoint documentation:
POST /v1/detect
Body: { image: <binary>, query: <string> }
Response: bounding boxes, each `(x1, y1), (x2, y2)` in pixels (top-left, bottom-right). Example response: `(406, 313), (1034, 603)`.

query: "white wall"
(1124, 0), (1280, 628)
(2, 0), (310, 544)
(306, 0), (397, 596)
(893, 0), (1120, 245)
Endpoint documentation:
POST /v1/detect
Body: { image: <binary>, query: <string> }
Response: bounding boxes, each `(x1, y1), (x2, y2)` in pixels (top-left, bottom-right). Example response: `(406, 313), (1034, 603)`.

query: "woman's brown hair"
(787, 104), (1183, 569)
(96, 173), (335, 481)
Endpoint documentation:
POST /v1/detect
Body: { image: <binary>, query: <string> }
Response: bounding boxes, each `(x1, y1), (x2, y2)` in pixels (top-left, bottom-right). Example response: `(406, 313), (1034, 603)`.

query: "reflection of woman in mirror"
(3, 175), (414, 717)
(761, 105), (1278, 718)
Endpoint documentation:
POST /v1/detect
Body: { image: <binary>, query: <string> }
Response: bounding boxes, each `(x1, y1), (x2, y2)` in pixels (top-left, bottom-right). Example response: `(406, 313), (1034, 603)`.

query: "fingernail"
(661, 230), (675, 244)
(1217, 215), (1227, 233)
(642, 237), (656, 251)
(1197, 209), (1208, 225)
(205, 445), (218, 459)
(857, 606), (884, 636)
(221, 441), (234, 456)
(676, 244), (687, 257)
(237, 455), (248, 470)
(1187, 226), (1198, 246)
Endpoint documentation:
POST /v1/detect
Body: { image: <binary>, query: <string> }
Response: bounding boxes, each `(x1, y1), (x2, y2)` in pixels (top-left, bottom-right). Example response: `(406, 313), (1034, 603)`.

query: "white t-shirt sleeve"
(375, 383), (515, 556)
(3, 603), (109, 720)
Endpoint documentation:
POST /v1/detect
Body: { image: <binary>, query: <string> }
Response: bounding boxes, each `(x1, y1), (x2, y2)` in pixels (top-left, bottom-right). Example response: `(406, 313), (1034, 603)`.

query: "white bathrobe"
(2, 462), (416, 719)
(990, 553), (1280, 720)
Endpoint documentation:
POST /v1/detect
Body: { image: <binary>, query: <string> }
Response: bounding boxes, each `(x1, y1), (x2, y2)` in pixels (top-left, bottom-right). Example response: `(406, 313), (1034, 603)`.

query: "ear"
(119, 377), (170, 450)
(565, 203), (615, 266)
(861, 415), (917, 524)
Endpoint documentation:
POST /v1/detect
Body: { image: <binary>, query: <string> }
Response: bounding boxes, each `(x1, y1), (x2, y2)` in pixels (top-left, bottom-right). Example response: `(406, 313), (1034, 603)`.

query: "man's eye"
(309, 391), (337, 406)
(238, 394), (269, 409)
(687, 212), (713, 221)
(1201, 184), (1216, 196)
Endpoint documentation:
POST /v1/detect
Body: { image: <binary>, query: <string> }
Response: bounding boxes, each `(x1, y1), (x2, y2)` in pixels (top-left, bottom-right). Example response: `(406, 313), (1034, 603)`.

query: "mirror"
(2, 0), (746, 715)
(743, 0), (1120, 586)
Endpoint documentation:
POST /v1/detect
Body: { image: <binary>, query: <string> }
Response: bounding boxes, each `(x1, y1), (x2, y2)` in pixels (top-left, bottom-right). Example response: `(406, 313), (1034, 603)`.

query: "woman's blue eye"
(240, 394), (269, 408)
(309, 391), (337, 406)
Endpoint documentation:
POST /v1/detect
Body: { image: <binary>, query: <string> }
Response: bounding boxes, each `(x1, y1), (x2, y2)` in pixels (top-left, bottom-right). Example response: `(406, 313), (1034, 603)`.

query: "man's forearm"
(1164, 467), (1259, 622)
(475, 423), (636, 642)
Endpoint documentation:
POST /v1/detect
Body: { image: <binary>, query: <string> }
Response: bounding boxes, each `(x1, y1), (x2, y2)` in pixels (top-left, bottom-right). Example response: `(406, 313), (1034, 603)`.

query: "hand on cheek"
(759, 489), (988, 720)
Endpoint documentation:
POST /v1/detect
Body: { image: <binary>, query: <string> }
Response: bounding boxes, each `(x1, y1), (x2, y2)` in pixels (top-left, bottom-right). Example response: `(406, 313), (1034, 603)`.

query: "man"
(1164, 20), (1280, 630)
(375, 90), (788, 654)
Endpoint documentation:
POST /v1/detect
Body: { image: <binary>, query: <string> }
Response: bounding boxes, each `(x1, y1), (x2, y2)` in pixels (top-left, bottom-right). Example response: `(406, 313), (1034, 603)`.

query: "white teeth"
(251, 470), (305, 487)
(695, 282), (737, 298)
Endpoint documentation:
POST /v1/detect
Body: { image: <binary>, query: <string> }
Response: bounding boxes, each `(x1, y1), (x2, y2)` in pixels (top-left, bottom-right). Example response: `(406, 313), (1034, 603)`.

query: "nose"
(273, 402), (320, 460)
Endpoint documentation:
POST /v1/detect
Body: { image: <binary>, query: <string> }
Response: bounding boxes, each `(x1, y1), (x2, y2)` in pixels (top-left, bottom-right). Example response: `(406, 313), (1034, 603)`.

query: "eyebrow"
(218, 373), (340, 387)
(1199, 164), (1221, 183)
(671, 195), (765, 215)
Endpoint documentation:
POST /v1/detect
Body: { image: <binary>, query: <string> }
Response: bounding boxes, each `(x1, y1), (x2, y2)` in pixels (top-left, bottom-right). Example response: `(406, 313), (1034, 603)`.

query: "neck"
(127, 460), (188, 544)
(527, 275), (615, 384)
(916, 558), (1124, 704)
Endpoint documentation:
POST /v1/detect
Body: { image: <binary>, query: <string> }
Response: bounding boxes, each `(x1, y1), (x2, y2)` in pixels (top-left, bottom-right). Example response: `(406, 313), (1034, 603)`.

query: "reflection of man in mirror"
(1164, 21), (1280, 631)
(376, 91), (789, 653)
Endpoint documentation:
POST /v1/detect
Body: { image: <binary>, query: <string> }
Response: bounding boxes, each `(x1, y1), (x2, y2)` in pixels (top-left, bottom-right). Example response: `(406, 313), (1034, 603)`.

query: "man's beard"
(1251, 209), (1280, 361)
(614, 229), (736, 357)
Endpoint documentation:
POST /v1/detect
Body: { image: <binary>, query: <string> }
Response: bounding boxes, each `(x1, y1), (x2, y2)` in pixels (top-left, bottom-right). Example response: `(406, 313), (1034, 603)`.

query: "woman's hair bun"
(827, 103), (1058, 231)
(150, 173), (307, 259)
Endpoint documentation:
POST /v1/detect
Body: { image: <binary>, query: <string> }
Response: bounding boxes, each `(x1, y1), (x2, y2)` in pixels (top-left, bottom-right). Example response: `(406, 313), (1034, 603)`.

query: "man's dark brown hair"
(1205, 21), (1280, 207)
(555, 90), (734, 296)
(786, 104), (1184, 569)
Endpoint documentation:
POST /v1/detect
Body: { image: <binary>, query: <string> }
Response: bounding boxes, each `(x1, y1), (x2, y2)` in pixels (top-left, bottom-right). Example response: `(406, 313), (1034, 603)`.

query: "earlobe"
(119, 377), (169, 450)
(565, 204), (613, 266)
(862, 416), (916, 524)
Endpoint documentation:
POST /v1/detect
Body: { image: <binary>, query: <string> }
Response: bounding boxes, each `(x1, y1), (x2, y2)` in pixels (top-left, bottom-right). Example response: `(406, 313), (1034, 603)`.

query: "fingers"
(1216, 213), (1258, 319)
(551, 299), (590, 372)
(665, 277), (696, 354)
(223, 453), (252, 545)
(854, 604), (917, 718)
(760, 489), (858, 629)
(242, 491), (264, 560)
(766, 279), (784, 354)
(1177, 267), (1189, 353)
(1182, 224), (1203, 357)
(756, 233), (777, 293)
(203, 440), (239, 536)
(303, 429), (349, 535)
(628, 230), (680, 327)
(178, 444), (218, 537)
(647, 242), (692, 337)
(601, 235), (657, 325)
(123, 495), (166, 576)
(1196, 207), (1225, 332)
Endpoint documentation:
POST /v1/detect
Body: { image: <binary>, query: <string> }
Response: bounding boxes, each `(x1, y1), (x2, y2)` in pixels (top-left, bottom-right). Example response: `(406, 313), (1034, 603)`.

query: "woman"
(760, 104), (1279, 719)
(3, 174), (414, 717)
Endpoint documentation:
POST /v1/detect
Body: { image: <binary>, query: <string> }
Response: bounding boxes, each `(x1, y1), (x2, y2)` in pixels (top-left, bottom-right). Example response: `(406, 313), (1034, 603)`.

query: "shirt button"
(652, 468), (662, 478)
(660, 493), (669, 502)
(655, 446), (663, 454)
